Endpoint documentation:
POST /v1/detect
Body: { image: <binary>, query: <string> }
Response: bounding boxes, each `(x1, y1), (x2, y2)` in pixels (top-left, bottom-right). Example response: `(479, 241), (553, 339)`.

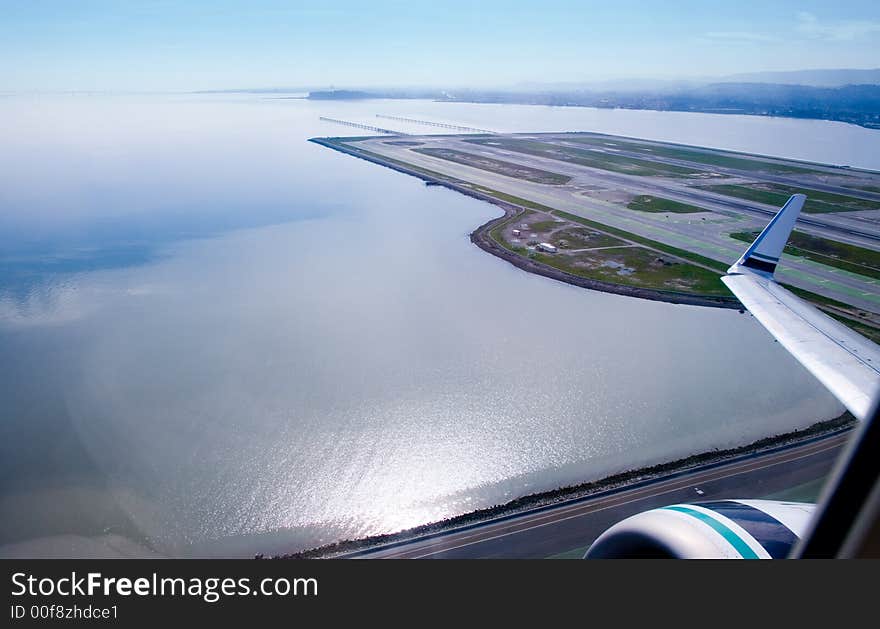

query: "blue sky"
(2, 0), (879, 91)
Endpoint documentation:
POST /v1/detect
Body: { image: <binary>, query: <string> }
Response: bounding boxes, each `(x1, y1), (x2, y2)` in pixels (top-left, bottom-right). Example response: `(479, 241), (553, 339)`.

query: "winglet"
(728, 194), (805, 277)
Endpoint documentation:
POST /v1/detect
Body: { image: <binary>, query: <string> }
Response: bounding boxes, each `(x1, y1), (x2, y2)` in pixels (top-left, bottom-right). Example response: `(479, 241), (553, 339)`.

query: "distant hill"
(212, 69), (880, 129)
(717, 69), (880, 87)
(438, 83), (880, 129)
(514, 69), (880, 92)
(307, 90), (376, 100)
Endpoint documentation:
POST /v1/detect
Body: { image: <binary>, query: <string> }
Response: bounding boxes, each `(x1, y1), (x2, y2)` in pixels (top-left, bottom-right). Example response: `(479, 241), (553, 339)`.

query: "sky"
(1, 0), (879, 91)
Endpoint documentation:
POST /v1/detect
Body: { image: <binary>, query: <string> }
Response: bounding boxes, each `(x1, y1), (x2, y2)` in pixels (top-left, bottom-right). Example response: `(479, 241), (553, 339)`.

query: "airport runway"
(550, 137), (880, 203)
(348, 430), (850, 559)
(445, 136), (880, 244)
(362, 133), (880, 248)
(356, 136), (880, 311)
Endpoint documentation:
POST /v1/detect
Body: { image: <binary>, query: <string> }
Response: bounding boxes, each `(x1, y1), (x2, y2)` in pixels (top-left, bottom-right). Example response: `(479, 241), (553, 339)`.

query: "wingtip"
(788, 193), (807, 209)
(728, 192), (807, 278)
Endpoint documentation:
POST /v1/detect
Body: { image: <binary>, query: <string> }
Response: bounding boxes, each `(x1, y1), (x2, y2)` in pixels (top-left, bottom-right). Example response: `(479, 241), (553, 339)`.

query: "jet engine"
(585, 500), (814, 559)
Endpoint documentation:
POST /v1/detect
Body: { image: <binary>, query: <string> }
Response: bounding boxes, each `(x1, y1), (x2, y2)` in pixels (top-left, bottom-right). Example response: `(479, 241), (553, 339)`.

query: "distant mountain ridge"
(512, 69), (880, 92)
(208, 69), (880, 129)
(307, 90), (376, 100)
(717, 68), (880, 87)
(438, 83), (880, 129)
(201, 68), (880, 97)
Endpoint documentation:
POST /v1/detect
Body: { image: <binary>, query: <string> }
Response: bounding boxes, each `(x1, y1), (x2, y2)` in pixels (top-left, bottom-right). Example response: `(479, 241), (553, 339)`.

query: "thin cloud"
(796, 11), (880, 42)
(703, 31), (778, 43)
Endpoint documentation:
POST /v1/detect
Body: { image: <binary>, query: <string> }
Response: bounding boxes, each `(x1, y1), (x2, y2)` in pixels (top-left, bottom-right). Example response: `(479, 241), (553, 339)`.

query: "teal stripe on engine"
(662, 505), (760, 559)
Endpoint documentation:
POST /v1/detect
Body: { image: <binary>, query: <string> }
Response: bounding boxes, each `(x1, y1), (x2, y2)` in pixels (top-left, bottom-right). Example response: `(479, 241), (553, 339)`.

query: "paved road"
(350, 430), (850, 559)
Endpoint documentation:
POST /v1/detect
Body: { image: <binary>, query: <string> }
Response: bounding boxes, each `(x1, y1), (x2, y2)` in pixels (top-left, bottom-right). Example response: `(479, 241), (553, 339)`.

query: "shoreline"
(470, 206), (741, 309)
(276, 412), (854, 559)
(310, 136), (741, 310)
(294, 137), (852, 559)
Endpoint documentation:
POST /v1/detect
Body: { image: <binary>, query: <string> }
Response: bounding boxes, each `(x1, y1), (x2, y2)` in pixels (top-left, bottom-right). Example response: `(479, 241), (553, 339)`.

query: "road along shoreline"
(274, 412), (854, 559)
(310, 137), (741, 310)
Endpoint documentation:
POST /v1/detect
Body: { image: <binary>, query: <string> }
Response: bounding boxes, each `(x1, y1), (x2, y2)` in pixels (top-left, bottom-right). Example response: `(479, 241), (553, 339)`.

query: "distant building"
(512, 229), (521, 237)
(536, 243), (557, 253)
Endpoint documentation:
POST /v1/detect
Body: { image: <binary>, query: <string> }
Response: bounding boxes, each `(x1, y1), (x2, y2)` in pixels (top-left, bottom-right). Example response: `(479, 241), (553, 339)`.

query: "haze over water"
(1, 95), (866, 557)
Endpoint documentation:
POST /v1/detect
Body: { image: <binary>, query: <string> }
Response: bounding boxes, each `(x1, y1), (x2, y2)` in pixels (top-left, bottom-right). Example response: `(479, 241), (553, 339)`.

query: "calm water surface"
(1, 96), (863, 557)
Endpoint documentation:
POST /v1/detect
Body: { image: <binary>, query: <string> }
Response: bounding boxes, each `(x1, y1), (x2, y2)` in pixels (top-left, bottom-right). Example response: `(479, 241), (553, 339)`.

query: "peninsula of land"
(312, 130), (880, 340)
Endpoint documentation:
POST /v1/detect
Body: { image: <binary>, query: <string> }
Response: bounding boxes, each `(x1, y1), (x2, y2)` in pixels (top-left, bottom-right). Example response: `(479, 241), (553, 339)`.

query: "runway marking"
(370, 435), (847, 558)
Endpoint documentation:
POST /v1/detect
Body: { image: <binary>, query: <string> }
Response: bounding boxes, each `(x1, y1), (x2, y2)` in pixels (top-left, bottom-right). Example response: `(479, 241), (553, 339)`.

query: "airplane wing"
(722, 194), (880, 421)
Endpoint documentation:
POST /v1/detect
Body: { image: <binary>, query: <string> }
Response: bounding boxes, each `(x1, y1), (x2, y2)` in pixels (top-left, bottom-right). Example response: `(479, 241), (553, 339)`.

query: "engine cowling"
(585, 500), (815, 559)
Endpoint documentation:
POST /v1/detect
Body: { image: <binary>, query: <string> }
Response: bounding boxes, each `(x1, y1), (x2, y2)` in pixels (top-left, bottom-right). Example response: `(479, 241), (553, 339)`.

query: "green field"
(553, 210), (729, 272)
(413, 147), (571, 184)
(627, 195), (706, 214)
(704, 183), (880, 213)
(730, 230), (880, 280)
(549, 227), (627, 249)
(525, 219), (566, 232)
(487, 201), (727, 295)
(464, 138), (703, 178)
(566, 135), (828, 175)
(529, 246), (729, 295)
(477, 188), (729, 273)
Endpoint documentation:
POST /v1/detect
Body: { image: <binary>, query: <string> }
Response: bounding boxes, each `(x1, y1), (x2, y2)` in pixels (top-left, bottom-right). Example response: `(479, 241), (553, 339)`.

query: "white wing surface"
(722, 194), (880, 420)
